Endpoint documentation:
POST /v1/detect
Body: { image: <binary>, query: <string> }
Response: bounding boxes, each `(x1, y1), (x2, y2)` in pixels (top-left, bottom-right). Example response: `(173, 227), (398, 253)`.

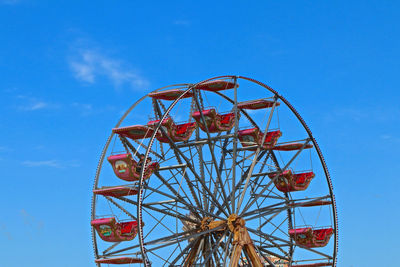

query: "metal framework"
(91, 76), (338, 267)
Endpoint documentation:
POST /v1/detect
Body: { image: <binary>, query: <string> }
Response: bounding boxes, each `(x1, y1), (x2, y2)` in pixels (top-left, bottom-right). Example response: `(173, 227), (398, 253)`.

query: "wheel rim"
(91, 76), (338, 267)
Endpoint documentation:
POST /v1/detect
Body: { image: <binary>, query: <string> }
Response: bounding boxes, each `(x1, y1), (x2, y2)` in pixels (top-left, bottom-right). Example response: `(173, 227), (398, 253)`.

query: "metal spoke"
(156, 121), (230, 217)
(143, 183), (226, 220)
(247, 227), (291, 258)
(202, 230), (228, 264)
(145, 226), (225, 254)
(102, 241), (121, 255)
(169, 235), (203, 266)
(248, 227), (333, 259)
(105, 196), (137, 220)
(236, 97), (278, 214)
(240, 139), (311, 215)
(153, 171), (203, 219)
(214, 151), (268, 217)
(231, 76), (239, 213)
(192, 88), (232, 214)
(222, 232), (233, 267)
(106, 228), (198, 256)
(256, 245), (289, 262)
(117, 196), (199, 224)
(143, 208), (175, 239)
(243, 196), (330, 221)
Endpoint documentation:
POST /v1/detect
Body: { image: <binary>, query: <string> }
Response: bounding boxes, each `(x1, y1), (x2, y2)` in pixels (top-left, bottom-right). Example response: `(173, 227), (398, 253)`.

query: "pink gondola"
(273, 142), (313, 151)
(93, 186), (138, 197)
(147, 117), (196, 143)
(113, 125), (155, 140)
(289, 227), (334, 248)
(268, 170), (315, 193)
(192, 109), (237, 133)
(91, 217), (138, 242)
(149, 89), (194, 101)
(289, 200), (332, 208)
(238, 128), (281, 150)
(95, 257), (143, 264)
(108, 153), (159, 181)
(237, 99), (280, 110)
(194, 80), (238, 92)
(291, 263), (333, 267)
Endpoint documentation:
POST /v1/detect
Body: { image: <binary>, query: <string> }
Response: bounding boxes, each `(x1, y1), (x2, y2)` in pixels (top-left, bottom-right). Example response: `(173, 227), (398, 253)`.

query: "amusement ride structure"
(91, 76), (338, 266)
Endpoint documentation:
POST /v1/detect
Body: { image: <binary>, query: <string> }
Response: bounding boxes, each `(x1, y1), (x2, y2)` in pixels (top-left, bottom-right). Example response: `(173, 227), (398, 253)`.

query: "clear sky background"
(0, 1), (399, 266)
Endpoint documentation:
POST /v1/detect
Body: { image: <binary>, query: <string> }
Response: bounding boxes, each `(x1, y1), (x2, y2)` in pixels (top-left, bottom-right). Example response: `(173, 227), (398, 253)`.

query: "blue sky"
(1, 1), (399, 266)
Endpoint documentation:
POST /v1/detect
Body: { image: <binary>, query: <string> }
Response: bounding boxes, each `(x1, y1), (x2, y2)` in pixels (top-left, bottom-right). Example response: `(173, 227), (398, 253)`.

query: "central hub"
(227, 214), (246, 232)
(200, 217), (213, 230)
(199, 217), (226, 232)
(195, 214), (247, 233)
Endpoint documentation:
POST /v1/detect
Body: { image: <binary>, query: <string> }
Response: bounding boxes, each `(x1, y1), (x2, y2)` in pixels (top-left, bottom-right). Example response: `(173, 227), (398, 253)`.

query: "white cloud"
(16, 95), (59, 111)
(22, 160), (62, 168)
(380, 134), (400, 144)
(69, 48), (149, 90)
(22, 160), (80, 168)
(12, 90), (115, 116)
(70, 60), (95, 83)
(26, 101), (48, 110)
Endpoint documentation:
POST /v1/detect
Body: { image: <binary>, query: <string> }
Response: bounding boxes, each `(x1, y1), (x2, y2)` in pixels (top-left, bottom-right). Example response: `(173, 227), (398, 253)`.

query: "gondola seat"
(93, 186), (138, 197)
(147, 117), (196, 143)
(91, 217), (138, 242)
(237, 99), (280, 110)
(95, 257), (144, 264)
(112, 125), (156, 140)
(289, 227), (333, 248)
(273, 142), (313, 151)
(267, 170), (315, 192)
(192, 109), (237, 133)
(238, 128), (281, 150)
(194, 80), (237, 91)
(108, 153), (159, 181)
(149, 89), (193, 100)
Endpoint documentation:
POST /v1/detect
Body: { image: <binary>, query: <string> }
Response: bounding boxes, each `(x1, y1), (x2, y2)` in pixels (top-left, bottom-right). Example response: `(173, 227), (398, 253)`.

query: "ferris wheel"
(91, 76), (338, 267)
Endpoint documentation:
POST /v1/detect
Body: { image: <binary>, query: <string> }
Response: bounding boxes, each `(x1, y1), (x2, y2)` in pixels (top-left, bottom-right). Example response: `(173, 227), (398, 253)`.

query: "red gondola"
(113, 125), (155, 140)
(268, 170), (315, 192)
(291, 263), (333, 267)
(289, 227), (334, 248)
(273, 142), (313, 151)
(108, 153), (159, 181)
(95, 257), (143, 264)
(91, 217), (138, 242)
(149, 89), (193, 101)
(147, 117), (196, 143)
(93, 186), (138, 197)
(192, 109), (237, 133)
(237, 99), (280, 110)
(238, 128), (281, 150)
(194, 80), (237, 92)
